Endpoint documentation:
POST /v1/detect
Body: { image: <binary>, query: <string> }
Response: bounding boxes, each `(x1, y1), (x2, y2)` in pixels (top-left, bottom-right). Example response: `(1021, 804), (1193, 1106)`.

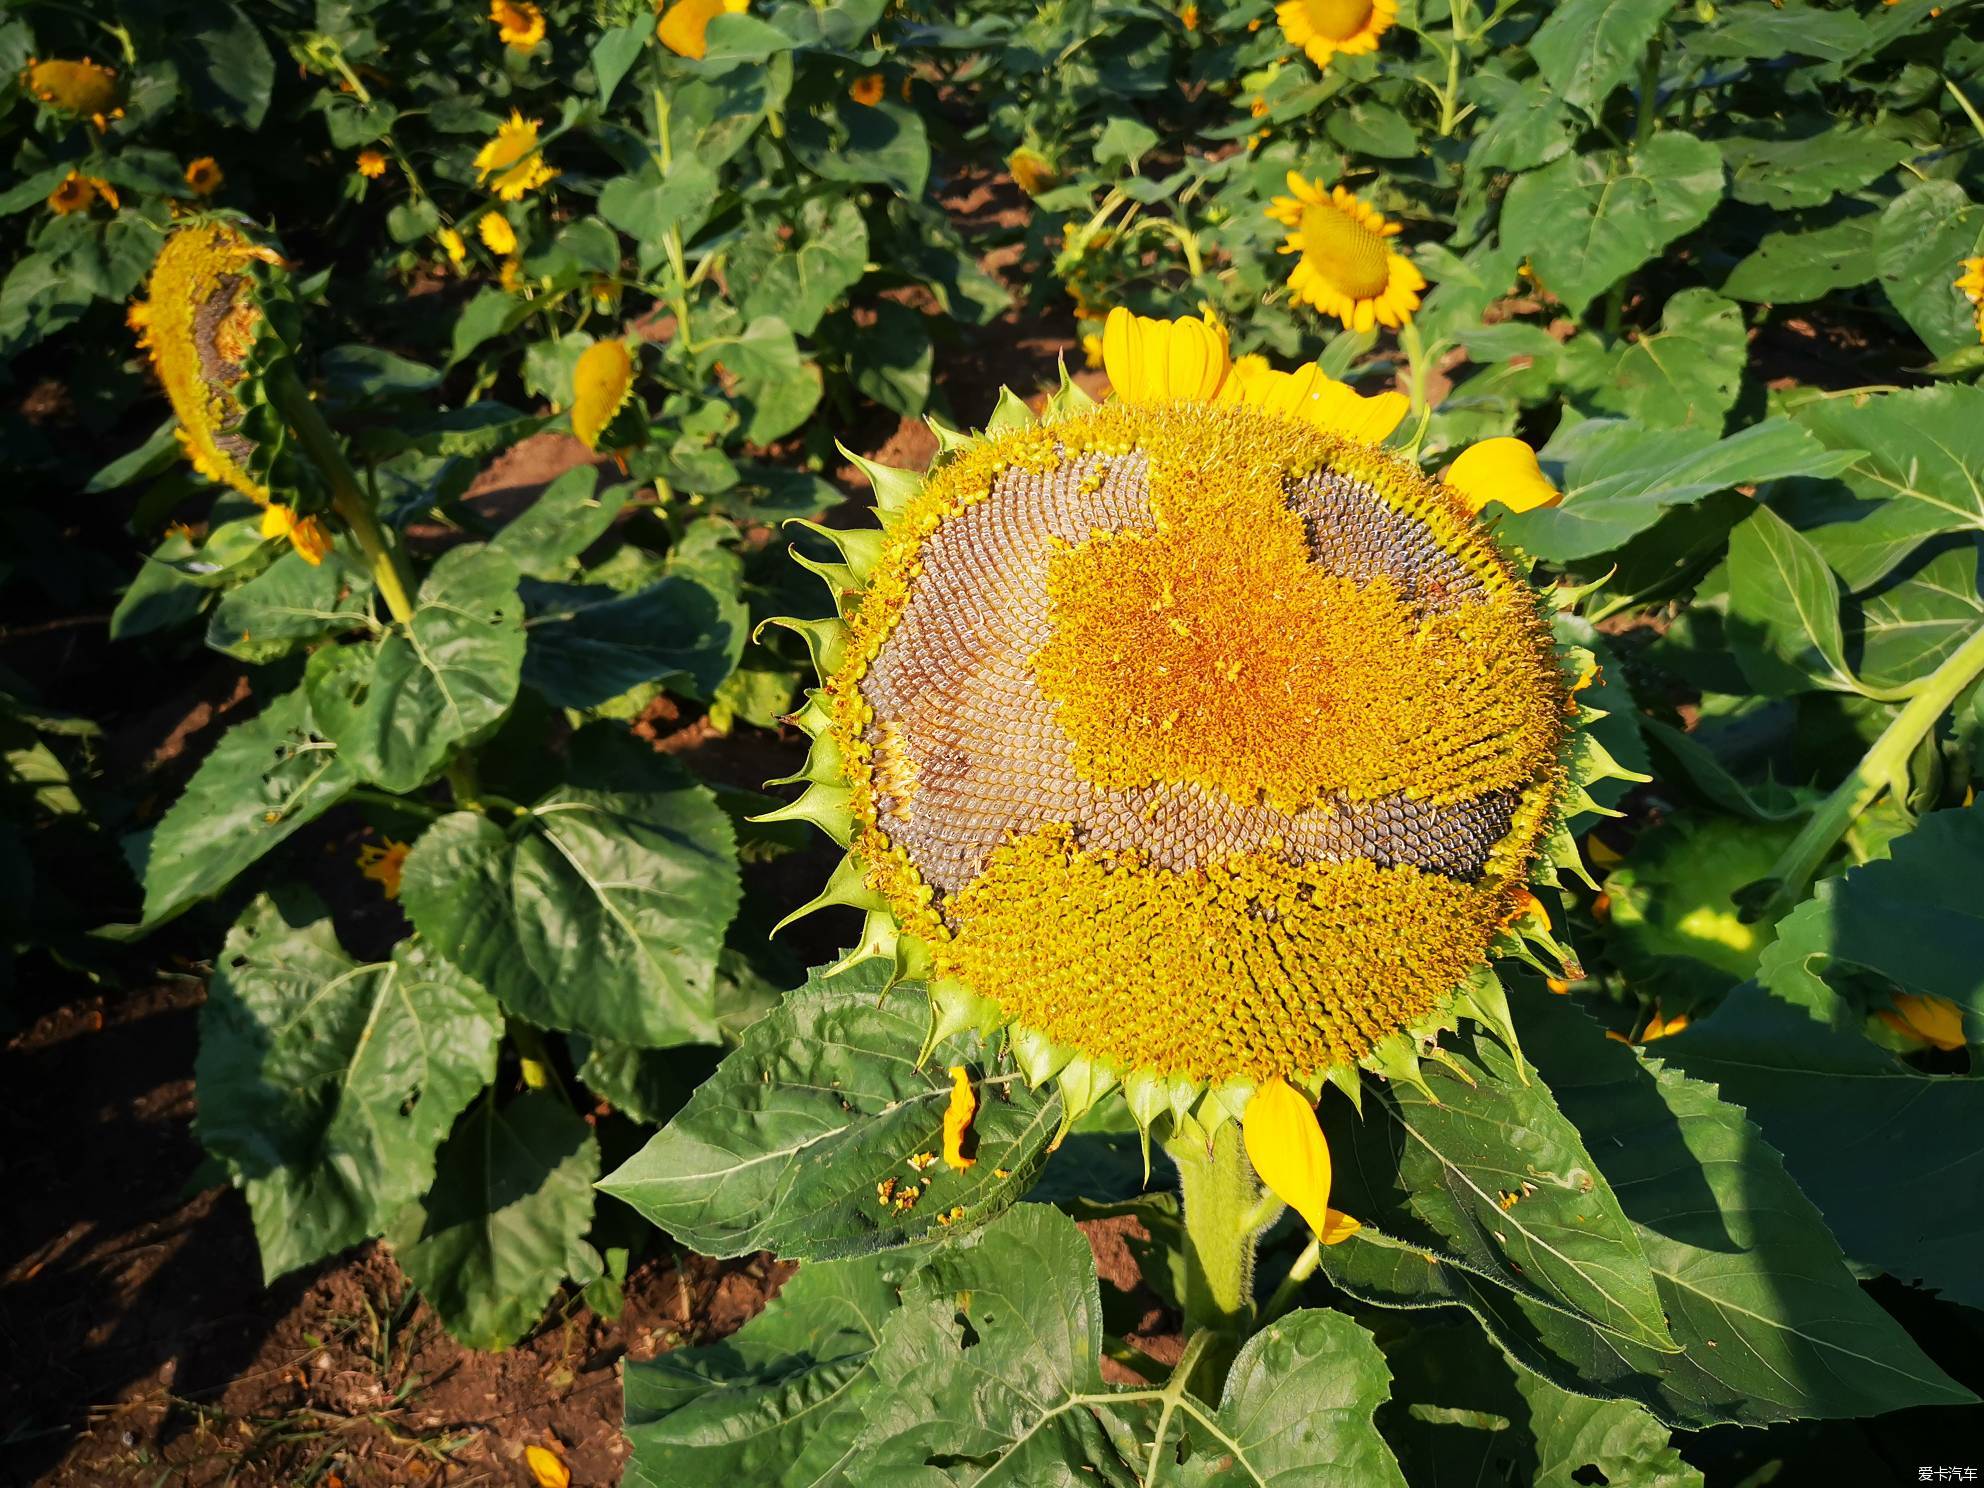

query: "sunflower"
(22, 57), (123, 128)
(1267, 174), (1424, 332)
(47, 170), (117, 216)
(1276, 0), (1398, 70)
(355, 149), (388, 179)
(490, 0), (546, 48)
(767, 309), (1612, 1269)
(438, 227), (467, 271)
(183, 157), (224, 196)
(1876, 992), (1967, 1052)
(1007, 146), (1059, 198)
(472, 112), (557, 201)
(571, 339), (636, 450)
(261, 504), (333, 566)
(357, 837), (411, 898)
(657, 0), (750, 60)
(478, 212), (518, 255)
(133, 223), (284, 505)
(850, 72), (885, 106)
(1959, 256), (1984, 342)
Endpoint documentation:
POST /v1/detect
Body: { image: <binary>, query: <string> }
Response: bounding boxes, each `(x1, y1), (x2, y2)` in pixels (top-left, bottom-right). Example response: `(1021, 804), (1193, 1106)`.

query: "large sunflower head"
(22, 57), (123, 128)
(1276, 0), (1398, 69)
(133, 222), (285, 504)
(1268, 174), (1426, 332)
(472, 112), (557, 201)
(771, 312), (1627, 1187)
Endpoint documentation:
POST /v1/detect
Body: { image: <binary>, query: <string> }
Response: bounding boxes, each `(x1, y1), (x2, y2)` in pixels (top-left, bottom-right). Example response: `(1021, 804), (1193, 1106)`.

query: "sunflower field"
(5, 0), (1984, 1483)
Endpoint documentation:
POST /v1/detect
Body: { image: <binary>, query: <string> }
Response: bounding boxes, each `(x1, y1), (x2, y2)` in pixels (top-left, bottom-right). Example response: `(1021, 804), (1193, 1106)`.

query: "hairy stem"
(1164, 1122), (1259, 1398)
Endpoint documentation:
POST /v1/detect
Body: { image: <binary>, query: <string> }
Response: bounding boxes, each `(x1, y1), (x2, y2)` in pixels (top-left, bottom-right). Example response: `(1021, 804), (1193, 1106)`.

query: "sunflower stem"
(1164, 1121), (1259, 1397)
(1761, 620), (1984, 920)
(263, 360), (418, 625)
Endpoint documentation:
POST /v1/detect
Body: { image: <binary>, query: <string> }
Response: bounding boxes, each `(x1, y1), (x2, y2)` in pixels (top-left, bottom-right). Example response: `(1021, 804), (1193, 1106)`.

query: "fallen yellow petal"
(525, 1444), (570, 1488)
(1445, 436), (1560, 515)
(942, 1064), (977, 1170)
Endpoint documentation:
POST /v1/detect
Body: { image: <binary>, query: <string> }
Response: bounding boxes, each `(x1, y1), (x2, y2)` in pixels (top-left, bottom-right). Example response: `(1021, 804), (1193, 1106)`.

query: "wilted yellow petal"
(1244, 1077), (1358, 1245)
(571, 339), (635, 450)
(942, 1064), (977, 1170)
(1445, 436), (1560, 515)
(524, 1444), (571, 1488)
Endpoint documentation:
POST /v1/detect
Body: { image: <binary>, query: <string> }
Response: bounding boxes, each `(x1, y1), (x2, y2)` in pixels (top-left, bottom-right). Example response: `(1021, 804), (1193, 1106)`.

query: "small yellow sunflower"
(489, 0), (546, 48)
(656, 0), (750, 60)
(357, 837), (412, 898)
(472, 112), (557, 201)
(478, 213), (518, 255)
(261, 504), (334, 566)
(438, 227), (467, 271)
(47, 170), (117, 216)
(1007, 147), (1059, 198)
(1958, 256), (1984, 343)
(22, 57), (123, 128)
(133, 223), (285, 504)
(355, 149), (388, 179)
(499, 257), (526, 293)
(571, 339), (636, 450)
(1276, 0), (1398, 70)
(1267, 173), (1425, 332)
(183, 157), (224, 196)
(1181, 4), (1200, 30)
(850, 72), (885, 106)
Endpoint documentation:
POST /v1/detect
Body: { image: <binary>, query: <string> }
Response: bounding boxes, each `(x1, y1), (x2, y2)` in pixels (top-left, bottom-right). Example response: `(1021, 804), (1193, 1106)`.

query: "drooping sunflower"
(770, 308), (1625, 1251)
(490, 0), (546, 49)
(571, 338), (636, 450)
(1007, 147), (1060, 199)
(21, 57), (123, 128)
(472, 112), (557, 202)
(1268, 174), (1425, 332)
(132, 223), (284, 505)
(47, 170), (117, 216)
(656, 0), (750, 60)
(1276, 0), (1398, 70)
(183, 156), (224, 196)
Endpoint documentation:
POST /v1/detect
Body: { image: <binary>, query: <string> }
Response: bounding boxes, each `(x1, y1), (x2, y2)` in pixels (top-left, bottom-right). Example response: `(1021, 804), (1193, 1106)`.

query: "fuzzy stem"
(263, 361), (417, 624)
(1164, 1122), (1259, 1397)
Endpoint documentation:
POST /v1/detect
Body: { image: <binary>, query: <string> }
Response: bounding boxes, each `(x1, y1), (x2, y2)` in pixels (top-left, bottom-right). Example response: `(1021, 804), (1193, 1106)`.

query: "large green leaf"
(520, 574), (745, 707)
(1500, 417), (1858, 562)
(731, 197), (869, 338)
(1666, 951), (1984, 1313)
(1721, 215), (1879, 304)
(1854, 540), (1984, 690)
(196, 893), (501, 1281)
(1589, 288), (1746, 432)
(1372, 1030), (1677, 1353)
(1725, 502), (1857, 695)
(1876, 180), (1984, 358)
(305, 544), (525, 793)
(624, 1252), (904, 1488)
(787, 99), (929, 199)
(1527, 0), (1668, 118)
(207, 550), (375, 663)
(1321, 991), (1972, 1425)
(388, 1091), (598, 1352)
(1500, 135), (1724, 316)
(1722, 128), (1909, 211)
(489, 465), (626, 579)
(598, 958), (1060, 1260)
(131, 689), (356, 929)
(1792, 385), (1984, 590)
(400, 726), (739, 1048)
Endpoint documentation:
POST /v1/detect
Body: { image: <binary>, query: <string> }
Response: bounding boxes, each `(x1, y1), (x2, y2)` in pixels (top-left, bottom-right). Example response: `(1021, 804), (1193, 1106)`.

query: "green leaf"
(1792, 385), (1984, 589)
(1589, 288), (1746, 432)
(1323, 991), (1973, 1425)
(400, 726), (739, 1048)
(448, 287), (533, 365)
(388, 1091), (598, 1352)
(1095, 115), (1162, 168)
(489, 465), (625, 578)
(167, 0), (275, 128)
(1528, 0), (1668, 118)
(197, 892), (501, 1281)
(131, 690), (356, 929)
(848, 301), (933, 418)
(1876, 180), (1984, 358)
(600, 158), (720, 264)
(1683, 1), (1871, 62)
(719, 315), (823, 443)
(1173, 1309), (1407, 1487)
(1502, 417), (1859, 562)
(592, 23), (649, 105)
(207, 550), (375, 663)
(1372, 1029), (1678, 1352)
(521, 572), (744, 707)
(1465, 73), (1573, 173)
(599, 958), (1060, 1260)
(1501, 135), (1724, 316)
(1725, 502), (1857, 695)
(731, 197), (869, 338)
(1722, 128), (1910, 211)
(787, 100), (929, 199)
(1670, 934), (1984, 1311)
(1721, 214), (1880, 303)
(623, 1252), (903, 1488)
(854, 1204), (1146, 1481)
(305, 545), (525, 793)
(1855, 540), (1984, 689)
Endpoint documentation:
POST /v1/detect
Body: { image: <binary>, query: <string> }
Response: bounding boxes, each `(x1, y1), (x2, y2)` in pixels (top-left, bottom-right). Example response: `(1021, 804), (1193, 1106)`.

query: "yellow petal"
(524, 1445), (571, 1488)
(1100, 306), (1230, 405)
(942, 1064), (978, 1170)
(1888, 993), (1967, 1052)
(571, 339), (635, 450)
(1445, 436), (1560, 515)
(1243, 1077), (1350, 1243)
